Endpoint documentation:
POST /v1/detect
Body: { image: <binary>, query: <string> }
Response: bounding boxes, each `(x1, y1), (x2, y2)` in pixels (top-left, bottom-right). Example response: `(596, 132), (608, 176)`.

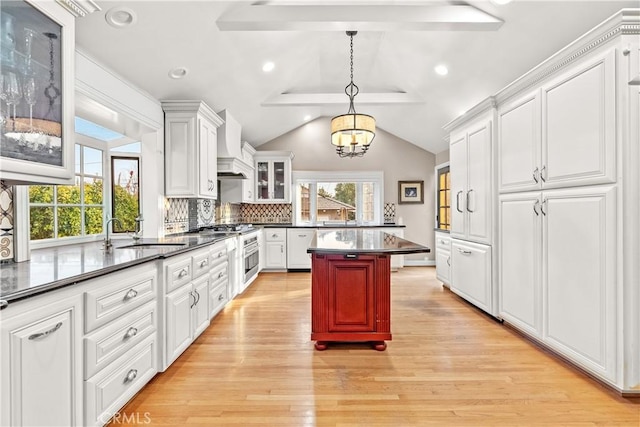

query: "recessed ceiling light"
(303, 115), (311, 121)
(105, 7), (137, 28)
(434, 64), (449, 76)
(490, 0), (513, 5)
(168, 67), (188, 79)
(262, 62), (275, 73)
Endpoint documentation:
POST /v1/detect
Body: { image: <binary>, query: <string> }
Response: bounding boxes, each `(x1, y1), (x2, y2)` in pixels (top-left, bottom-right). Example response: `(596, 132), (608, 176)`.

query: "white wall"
(257, 117), (436, 261)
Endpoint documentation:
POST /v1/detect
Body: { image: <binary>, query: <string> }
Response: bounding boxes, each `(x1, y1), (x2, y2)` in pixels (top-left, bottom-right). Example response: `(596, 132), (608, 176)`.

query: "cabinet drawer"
(435, 233), (451, 251)
(210, 261), (228, 282)
(265, 229), (286, 242)
(84, 301), (156, 379)
(210, 251), (228, 269)
(209, 280), (228, 318)
(85, 335), (157, 427)
(192, 248), (211, 279)
(85, 266), (156, 333)
(210, 242), (227, 262)
(165, 255), (192, 293)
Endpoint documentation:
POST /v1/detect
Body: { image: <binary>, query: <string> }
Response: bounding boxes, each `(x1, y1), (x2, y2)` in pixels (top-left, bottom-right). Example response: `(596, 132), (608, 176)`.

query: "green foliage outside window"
(113, 185), (139, 233)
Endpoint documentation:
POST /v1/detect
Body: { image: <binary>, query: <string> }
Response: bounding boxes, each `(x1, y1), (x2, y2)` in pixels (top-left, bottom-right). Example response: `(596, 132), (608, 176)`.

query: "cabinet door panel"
(256, 161), (270, 200)
(498, 91), (541, 193)
(265, 241), (286, 269)
(467, 123), (492, 243)
(435, 250), (451, 285)
(451, 240), (492, 315)
(165, 116), (196, 196)
(8, 306), (78, 426)
(542, 49), (616, 189)
(192, 276), (210, 338)
(165, 286), (193, 366)
(499, 194), (541, 337)
(287, 230), (315, 269)
(450, 134), (468, 239)
(543, 186), (616, 381)
(327, 257), (375, 332)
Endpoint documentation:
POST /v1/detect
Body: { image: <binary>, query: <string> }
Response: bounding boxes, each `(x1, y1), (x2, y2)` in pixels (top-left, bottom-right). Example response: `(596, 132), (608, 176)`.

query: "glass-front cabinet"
(254, 151), (293, 203)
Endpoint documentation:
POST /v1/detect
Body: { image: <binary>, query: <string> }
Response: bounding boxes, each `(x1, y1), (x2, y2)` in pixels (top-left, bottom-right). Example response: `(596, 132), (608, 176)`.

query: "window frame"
(435, 162), (451, 231)
(109, 153), (142, 234)
(29, 135), (107, 248)
(292, 171), (384, 226)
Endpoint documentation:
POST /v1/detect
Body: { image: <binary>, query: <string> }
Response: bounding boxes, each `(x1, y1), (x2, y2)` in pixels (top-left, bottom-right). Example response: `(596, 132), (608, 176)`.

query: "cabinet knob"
(218, 294), (224, 301)
(200, 259), (208, 268)
(123, 289), (138, 301)
(124, 369), (138, 383)
(178, 268), (188, 278)
(123, 327), (138, 340)
(218, 271), (224, 278)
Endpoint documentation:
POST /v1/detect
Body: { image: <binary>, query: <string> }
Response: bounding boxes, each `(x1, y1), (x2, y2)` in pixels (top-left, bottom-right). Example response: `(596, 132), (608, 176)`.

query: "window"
(111, 156), (140, 233)
(436, 165), (451, 230)
(29, 144), (104, 241)
(293, 171), (383, 225)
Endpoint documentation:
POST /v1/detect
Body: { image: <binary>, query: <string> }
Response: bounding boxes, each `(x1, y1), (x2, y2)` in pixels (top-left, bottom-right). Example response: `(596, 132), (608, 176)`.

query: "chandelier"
(330, 31), (375, 158)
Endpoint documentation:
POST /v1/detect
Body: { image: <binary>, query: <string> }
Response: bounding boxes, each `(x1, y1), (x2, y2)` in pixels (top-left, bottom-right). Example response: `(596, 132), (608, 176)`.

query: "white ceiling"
(75, 0), (639, 154)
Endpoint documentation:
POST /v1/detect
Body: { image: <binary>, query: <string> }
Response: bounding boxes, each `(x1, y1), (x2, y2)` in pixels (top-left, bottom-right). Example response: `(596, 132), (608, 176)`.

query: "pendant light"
(331, 31), (375, 158)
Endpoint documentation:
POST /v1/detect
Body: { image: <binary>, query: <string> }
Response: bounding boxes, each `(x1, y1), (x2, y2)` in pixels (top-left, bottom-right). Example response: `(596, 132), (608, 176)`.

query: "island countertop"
(307, 229), (430, 255)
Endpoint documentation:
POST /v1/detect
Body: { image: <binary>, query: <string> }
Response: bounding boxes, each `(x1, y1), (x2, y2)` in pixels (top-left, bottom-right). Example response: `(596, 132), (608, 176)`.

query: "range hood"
(217, 109), (253, 179)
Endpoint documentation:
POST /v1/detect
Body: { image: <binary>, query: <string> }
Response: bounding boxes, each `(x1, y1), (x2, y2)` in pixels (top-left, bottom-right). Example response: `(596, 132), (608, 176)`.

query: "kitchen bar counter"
(308, 229), (429, 351)
(307, 228), (429, 255)
(0, 234), (234, 304)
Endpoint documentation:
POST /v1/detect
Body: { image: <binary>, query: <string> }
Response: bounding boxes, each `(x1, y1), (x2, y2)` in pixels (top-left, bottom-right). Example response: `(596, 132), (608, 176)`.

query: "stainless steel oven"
(243, 234), (259, 283)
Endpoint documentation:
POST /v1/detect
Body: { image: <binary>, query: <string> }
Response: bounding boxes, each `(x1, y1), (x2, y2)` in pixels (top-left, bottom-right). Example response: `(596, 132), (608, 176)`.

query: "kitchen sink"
(117, 243), (187, 249)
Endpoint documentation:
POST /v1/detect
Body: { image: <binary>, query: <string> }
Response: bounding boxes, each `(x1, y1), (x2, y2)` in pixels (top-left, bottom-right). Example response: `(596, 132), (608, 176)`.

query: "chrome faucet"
(104, 217), (122, 251)
(131, 215), (144, 240)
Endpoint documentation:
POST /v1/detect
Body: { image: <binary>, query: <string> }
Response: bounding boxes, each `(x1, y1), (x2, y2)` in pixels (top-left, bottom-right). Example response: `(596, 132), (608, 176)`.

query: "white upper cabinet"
(450, 114), (493, 245)
(254, 151), (294, 203)
(162, 100), (223, 199)
(0, 1), (85, 185)
(498, 49), (616, 193)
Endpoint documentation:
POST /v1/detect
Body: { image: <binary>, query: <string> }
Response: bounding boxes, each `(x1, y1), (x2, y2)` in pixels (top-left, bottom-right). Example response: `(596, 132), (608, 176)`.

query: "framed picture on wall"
(398, 180), (424, 204)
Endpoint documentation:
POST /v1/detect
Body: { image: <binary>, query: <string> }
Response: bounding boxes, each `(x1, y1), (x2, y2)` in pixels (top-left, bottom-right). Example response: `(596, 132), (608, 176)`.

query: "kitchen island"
(307, 229), (430, 350)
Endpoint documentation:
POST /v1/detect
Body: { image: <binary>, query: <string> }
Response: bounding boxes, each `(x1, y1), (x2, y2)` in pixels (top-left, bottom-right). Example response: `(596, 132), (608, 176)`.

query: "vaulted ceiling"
(75, 1), (639, 154)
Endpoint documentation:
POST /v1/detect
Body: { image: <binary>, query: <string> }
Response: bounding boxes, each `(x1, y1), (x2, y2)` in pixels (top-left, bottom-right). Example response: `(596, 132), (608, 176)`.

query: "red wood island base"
(311, 253), (392, 351)
(307, 228), (430, 351)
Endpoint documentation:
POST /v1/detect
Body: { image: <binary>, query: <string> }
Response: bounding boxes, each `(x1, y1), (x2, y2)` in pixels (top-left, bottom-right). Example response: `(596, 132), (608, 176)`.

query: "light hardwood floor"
(112, 267), (639, 426)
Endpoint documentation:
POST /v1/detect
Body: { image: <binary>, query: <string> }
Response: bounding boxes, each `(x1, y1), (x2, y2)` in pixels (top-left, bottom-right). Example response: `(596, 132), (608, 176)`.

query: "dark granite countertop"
(434, 229), (450, 234)
(258, 223), (406, 228)
(307, 229), (430, 255)
(0, 234), (234, 305)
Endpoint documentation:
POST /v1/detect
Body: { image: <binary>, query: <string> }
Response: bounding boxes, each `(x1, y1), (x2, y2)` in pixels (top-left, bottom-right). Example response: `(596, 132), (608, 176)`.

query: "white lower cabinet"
(286, 229), (315, 269)
(435, 232), (451, 286)
(0, 294), (82, 427)
(264, 228), (287, 270)
(451, 239), (492, 315)
(499, 185), (617, 383)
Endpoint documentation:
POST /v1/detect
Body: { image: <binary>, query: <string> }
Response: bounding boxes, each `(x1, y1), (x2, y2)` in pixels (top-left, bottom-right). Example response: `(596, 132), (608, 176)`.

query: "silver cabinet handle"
(457, 248), (472, 255)
(190, 291), (197, 308)
(194, 289), (200, 306)
(533, 200), (540, 216)
(533, 167), (539, 183)
(541, 198), (548, 216)
(272, 234), (278, 238)
(218, 271), (224, 279)
(28, 322), (63, 340)
(199, 259), (208, 268)
(178, 268), (188, 278)
(540, 165), (547, 182)
(123, 327), (138, 340)
(123, 289), (138, 301)
(298, 234), (307, 238)
(218, 252), (224, 258)
(438, 239), (446, 244)
(124, 369), (138, 383)
(345, 254), (358, 259)
(456, 191), (464, 213)
(281, 245), (284, 253)
(218, 294), (224, 301)
(446, 256), (451, 266)
(466, 189), (474, 213)
(0, 300), (7, 310)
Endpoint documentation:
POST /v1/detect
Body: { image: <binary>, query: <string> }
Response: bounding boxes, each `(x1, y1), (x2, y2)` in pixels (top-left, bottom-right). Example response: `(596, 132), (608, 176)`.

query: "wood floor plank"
(108, 267), (639, 426)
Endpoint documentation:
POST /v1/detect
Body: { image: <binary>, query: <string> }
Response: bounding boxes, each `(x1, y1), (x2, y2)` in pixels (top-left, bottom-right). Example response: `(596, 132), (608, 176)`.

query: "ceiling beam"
(217, 5), (503, 31)
(262, 92), (424, 106)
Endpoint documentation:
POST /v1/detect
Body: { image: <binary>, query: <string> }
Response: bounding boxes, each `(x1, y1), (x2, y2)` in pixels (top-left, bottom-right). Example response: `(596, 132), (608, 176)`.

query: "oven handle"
(244, 244), (259, 257)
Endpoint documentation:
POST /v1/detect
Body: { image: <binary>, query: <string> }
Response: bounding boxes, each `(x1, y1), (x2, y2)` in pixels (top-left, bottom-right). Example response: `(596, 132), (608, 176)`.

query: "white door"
(192, 276), (210, 338)
(449, 133), (467, 239)
(3, 303), (80, 426)
(467, 121), (492, 244)
(499, 193), (542, 337)
(498, 90), (541, 193)
(542, 185), (617, 382)
(286, 230), (315, 269)
(198, 118), (217, 198)
(265, 241), (286, 268)
(451, 239), (492, 315)
(165, 285), (193, 366)
(435, 250), (451, 285)
(541, 49), (616, 189)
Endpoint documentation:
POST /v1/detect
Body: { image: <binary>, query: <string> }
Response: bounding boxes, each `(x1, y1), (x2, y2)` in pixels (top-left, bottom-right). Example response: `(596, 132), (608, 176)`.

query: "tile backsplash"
(384, 203), (396, 223)
(241, 203), (292, 224)
(0, 180), (14, 262)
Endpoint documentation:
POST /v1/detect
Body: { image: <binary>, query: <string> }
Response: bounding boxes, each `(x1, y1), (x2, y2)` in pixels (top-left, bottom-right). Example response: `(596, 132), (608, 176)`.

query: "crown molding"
(442, 96), (496, 133)
(56, 0), (100, 18)
(495, 9), (640, 105)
